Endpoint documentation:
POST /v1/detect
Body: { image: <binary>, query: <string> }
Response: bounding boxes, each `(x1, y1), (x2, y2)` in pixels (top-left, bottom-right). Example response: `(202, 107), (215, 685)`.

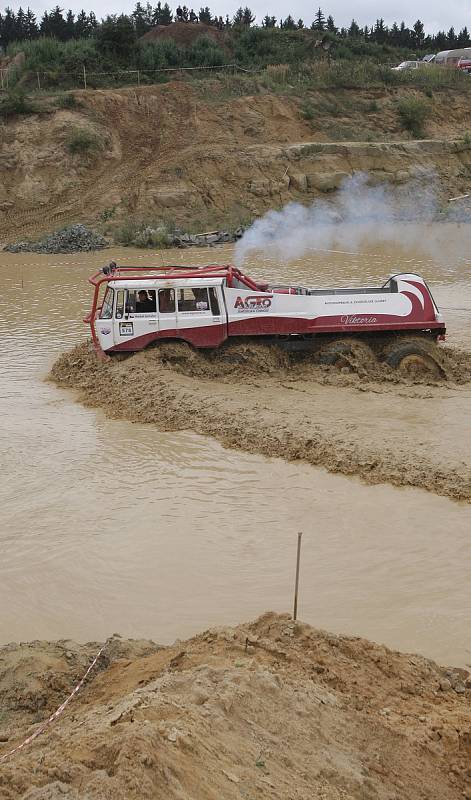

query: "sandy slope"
(2, 82), (471, 243)
(0, 613), (469, 799)
(50, 340), (471, 502)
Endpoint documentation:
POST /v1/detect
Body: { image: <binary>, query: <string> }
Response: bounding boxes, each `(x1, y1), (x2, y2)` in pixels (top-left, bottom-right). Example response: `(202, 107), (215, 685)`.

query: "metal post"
(83, 64), (87, 90)
(137, 69), (140, 87)
(36, 71), (41, 90)
(293, 532), (303, 621)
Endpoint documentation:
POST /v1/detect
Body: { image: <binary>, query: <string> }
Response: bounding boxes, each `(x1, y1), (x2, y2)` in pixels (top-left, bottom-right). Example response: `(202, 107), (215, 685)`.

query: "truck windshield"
(100, 287), (114, 319)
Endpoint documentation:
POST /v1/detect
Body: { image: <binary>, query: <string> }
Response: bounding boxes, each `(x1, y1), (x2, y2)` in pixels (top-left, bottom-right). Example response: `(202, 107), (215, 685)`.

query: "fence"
(0, 62), (251, 92)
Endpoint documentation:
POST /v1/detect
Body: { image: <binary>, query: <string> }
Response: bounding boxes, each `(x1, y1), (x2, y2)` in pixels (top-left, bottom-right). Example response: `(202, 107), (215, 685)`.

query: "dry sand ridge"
(0, 613), (470, 799)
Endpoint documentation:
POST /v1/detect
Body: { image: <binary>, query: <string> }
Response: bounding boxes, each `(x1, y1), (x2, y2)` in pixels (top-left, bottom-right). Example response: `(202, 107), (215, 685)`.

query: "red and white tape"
(0, 638), (110, 764)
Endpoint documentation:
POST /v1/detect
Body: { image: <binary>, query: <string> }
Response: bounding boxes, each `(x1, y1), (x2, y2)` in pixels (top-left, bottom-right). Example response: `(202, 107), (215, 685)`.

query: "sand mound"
(49, 340), (471, 502)
(140, 21), (227, 48)
(0, 613), (470, 800)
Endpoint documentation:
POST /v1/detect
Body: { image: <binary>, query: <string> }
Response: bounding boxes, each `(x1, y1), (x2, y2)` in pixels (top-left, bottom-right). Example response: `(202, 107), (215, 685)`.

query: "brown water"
(1, 233), (470, 667)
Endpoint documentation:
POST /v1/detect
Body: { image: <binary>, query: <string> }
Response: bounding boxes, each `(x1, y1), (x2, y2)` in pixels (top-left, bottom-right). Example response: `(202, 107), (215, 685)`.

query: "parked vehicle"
(391, 60), (421, 71)
(457, 57), (471, 73)
(435, 47), (471, 66)
(85, 263), (446, 374)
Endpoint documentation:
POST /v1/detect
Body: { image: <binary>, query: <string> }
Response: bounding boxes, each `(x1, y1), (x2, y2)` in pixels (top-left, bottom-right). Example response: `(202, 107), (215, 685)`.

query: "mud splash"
(50, 341), (471, 503)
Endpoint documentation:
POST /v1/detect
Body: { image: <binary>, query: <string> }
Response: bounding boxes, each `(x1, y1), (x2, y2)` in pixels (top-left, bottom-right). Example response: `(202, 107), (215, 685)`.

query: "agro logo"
(234, 295), (273, 312)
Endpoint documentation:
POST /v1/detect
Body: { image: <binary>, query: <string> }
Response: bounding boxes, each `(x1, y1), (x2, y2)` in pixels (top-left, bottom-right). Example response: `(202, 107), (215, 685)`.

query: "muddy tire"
(318, 339), (375, 370)
(384, 341), (445, 378)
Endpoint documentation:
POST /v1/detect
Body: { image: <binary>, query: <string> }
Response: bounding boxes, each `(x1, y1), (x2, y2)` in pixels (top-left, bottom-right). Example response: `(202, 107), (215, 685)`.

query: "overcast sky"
(7, 0), (470, 34)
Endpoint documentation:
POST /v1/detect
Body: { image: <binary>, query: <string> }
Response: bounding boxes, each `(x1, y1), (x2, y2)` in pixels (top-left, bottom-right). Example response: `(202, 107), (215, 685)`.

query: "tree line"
(0, 3), (469, 53)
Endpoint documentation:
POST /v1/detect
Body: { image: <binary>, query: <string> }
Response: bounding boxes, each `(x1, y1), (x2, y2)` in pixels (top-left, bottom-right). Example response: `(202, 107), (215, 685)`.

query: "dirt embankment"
(2, 82), (471, 243)
(50, 339), (471, 503)
(0, 613), (470, 800)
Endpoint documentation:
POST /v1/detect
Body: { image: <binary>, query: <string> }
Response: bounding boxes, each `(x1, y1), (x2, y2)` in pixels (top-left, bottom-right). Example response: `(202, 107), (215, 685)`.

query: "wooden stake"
(293, 532), (303, 621)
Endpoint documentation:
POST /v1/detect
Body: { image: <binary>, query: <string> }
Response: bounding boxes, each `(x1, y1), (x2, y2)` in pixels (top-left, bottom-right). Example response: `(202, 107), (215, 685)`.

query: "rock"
(289, 172), (308, 192)
(307, 171), (350, 192)
(439, 679), (452, 692)
(3, 224), (108, 254)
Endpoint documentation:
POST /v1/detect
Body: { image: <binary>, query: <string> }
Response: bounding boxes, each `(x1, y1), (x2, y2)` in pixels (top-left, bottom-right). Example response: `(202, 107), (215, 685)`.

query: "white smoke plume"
(234, 172), (468, 267)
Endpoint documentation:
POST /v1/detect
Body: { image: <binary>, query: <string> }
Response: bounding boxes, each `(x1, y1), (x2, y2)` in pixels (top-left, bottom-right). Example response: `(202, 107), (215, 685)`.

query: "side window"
(158, 288), (176, 314)
(177, 288), (210, 312)
(209, 288), (220, 315)
(115, 290), (125, 319)
(126, 290), (136, 314)
(99, 287), (114, 319)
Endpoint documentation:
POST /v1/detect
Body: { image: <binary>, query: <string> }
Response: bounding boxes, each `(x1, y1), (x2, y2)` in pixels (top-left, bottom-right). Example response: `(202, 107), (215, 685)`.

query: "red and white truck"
(85, 263), (446, 372)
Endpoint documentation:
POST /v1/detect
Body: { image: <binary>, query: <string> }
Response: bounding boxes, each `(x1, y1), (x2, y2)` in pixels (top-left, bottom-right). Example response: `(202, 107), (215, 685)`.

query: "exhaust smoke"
(234, 173), (470, 267)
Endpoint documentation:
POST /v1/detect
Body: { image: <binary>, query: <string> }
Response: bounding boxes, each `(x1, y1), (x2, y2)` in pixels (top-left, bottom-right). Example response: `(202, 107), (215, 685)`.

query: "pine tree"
(198, 6), (212, 23)
(24, 7), (39, 38)
(348, 19), (360, 38)
(311, 7), (325, 31)
(412, 19), (424, 48)
(326, 15), (337, 33)
(297, 19), (304, 29)
(282, 15), (296, 29)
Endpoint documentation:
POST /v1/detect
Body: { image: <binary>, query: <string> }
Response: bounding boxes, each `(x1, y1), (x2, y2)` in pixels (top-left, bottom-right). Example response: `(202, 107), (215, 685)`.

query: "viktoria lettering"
(341, 315), (378, 325)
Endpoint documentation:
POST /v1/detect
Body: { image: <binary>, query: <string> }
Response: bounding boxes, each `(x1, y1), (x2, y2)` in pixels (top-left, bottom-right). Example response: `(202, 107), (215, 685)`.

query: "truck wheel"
(318, 339), (374, 369)
(384, 341), (444, 378)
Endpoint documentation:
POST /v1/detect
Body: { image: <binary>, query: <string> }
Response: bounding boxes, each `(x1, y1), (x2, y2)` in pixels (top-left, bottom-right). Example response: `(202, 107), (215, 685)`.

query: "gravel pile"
(4, 224), (109, 254)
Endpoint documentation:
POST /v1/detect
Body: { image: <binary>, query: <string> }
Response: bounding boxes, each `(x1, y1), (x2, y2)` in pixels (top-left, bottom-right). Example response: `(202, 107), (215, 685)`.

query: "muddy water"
(1, 233), (470, 666)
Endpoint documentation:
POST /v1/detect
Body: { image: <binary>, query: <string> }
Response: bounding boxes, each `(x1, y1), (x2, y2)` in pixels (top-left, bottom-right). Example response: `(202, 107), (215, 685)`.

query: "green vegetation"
(55, 92), (80, 108)
(397, 96), (430, 137)
(0, 88), (37, 118)
(112, 219), (172, 247)
(65, 127), (104, 154)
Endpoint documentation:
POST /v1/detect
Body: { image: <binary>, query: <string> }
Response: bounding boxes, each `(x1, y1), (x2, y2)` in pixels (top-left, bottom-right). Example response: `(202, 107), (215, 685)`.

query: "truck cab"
(93, 276), (227, 352)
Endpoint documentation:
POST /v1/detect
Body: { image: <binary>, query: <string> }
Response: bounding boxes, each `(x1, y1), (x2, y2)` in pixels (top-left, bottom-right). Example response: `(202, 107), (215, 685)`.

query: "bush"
(113, 219), (171, 248)
(55, 92), (80, 109)
(0, 89), (36, 118)
(66, 127), (103, 154)
(397, 96), (430, 138)
(188, 35), (226, 67)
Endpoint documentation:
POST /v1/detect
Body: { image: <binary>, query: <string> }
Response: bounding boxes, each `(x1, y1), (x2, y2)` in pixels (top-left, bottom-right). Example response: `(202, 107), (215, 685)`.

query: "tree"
(446, 27), (456, 46)
(311, 7), (325, 31)
(372, 18), (387, 44)
(297, 19), (304, 29)
(242, 6), (255, 25)
(282, 14), (296, 29)
(262, 15), (276, 27)
(347, 19), (360, 38)
(412, 19), (425, 49)
(233, 6), (255, 26)
(198, 6), (212, 23)
(326, 15), (337, 33)
(96, 14), (137, 60)
(457, 26), (470, 47)
(65, 9), (75, 40)
(24, 7), (39, 39)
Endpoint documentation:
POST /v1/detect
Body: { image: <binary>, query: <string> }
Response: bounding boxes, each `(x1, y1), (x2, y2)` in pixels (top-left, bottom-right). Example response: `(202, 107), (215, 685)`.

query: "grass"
(112, 218), (172, 248)
(65, 127), (104, 155)
(0, 89), (37, 118)
(396, 96), (430, 138)
(55, 92), (81, 109)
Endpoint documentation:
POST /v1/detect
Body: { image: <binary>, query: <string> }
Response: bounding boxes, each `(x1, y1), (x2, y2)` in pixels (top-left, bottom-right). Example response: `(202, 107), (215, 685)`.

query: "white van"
(435, 47), (471, 66)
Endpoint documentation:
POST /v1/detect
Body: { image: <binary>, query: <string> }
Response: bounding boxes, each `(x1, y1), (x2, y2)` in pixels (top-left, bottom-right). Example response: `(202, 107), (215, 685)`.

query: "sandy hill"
(0, 613), (470, 799)
(1, 81), (471, 244)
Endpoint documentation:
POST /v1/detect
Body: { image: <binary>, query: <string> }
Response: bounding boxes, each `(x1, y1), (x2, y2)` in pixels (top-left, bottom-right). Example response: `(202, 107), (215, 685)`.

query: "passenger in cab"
(136, 290), (155, 313)
(193, 288), (209, 311)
